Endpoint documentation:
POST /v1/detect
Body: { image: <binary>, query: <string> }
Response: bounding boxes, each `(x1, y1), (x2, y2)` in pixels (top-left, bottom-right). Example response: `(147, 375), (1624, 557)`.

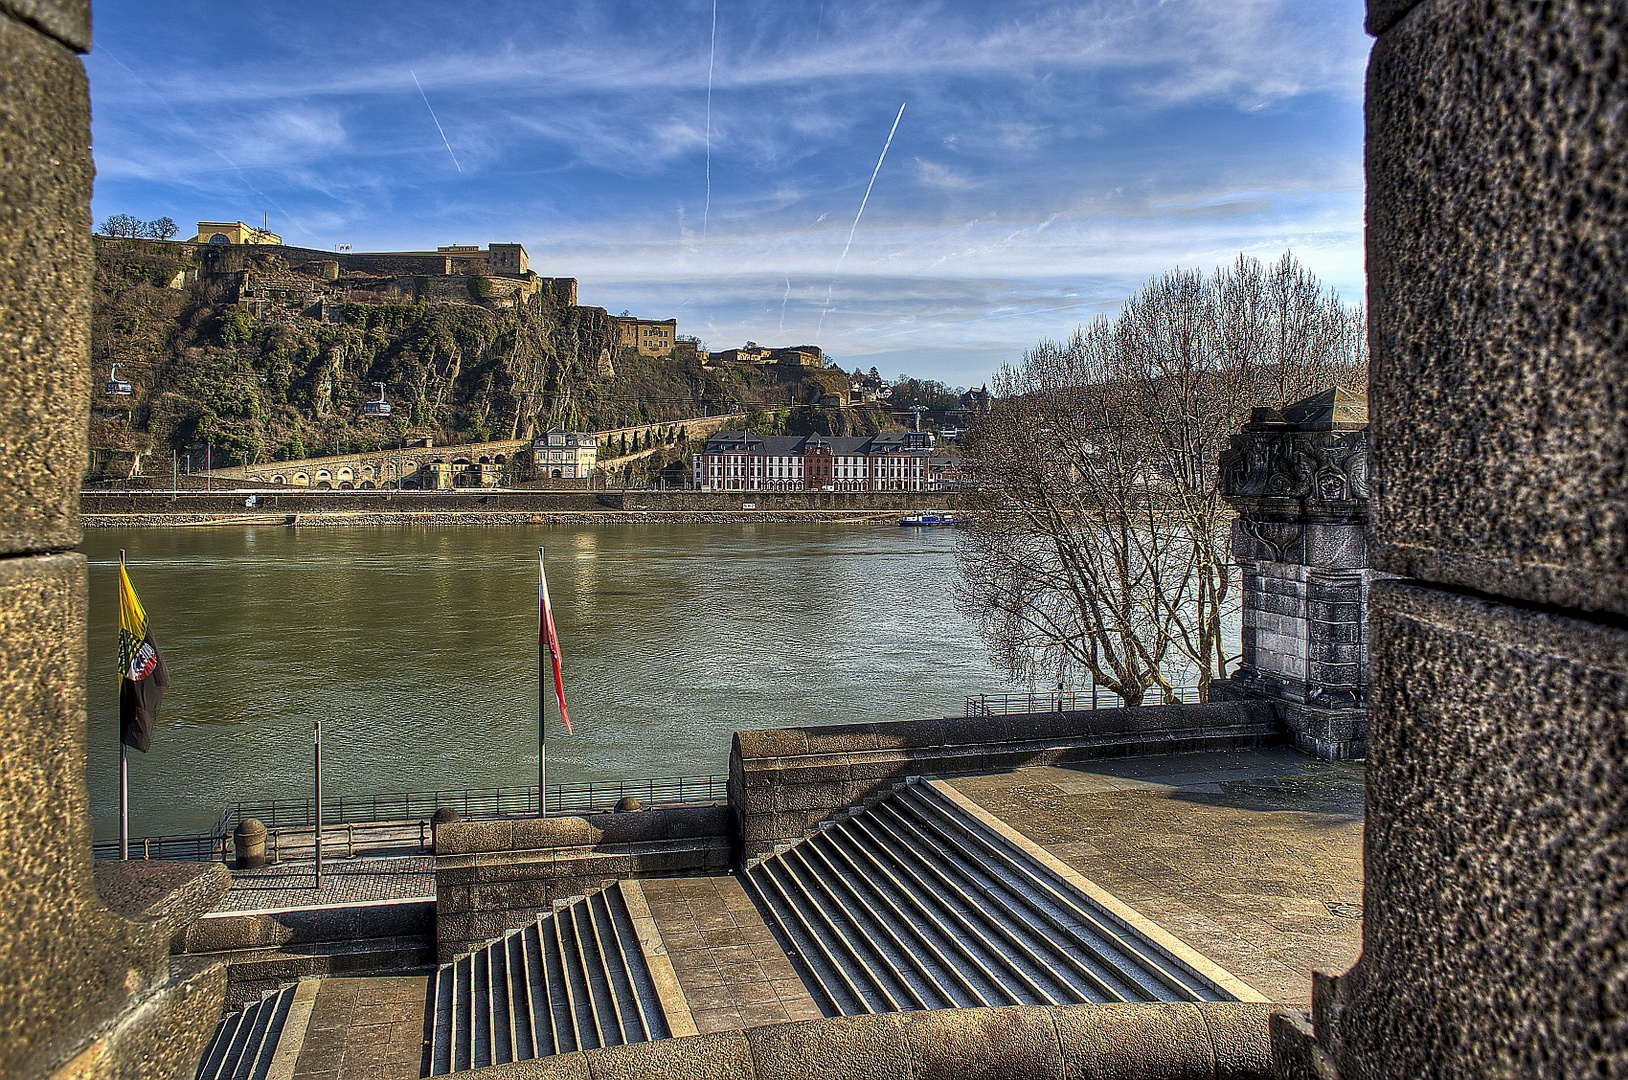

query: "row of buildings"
(694, 430), (966, 492)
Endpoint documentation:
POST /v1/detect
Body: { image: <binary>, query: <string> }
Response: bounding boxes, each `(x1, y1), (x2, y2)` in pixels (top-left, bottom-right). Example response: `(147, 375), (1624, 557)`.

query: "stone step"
(425, 880), (691, 1074)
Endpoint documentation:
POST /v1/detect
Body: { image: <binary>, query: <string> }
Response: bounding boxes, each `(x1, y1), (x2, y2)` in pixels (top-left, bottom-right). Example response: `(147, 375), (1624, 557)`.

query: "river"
(80, 523), (1031, 837)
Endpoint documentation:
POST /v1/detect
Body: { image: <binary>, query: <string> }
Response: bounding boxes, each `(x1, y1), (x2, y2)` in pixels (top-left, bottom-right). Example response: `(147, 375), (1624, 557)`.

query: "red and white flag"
(539, 549), (571, 734)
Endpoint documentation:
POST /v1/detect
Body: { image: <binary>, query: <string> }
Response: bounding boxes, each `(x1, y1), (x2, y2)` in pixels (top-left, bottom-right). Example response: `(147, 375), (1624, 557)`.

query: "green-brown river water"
(81, 524), (1028, 837)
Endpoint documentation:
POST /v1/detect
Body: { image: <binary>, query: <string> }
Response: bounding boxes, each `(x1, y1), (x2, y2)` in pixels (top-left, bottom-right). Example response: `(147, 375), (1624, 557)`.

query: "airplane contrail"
(411, 70), (462, 173)
(818, 102), (907, 336)
(780, 277), (791, 332)
(703, 0), (718, 243)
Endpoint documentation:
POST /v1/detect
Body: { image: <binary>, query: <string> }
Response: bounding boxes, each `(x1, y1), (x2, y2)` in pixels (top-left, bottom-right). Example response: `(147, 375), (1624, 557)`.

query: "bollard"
(234, 819), (268, 870)
(269, 830), (279, 864)
(419, 820), (427, 850)
(347, 823), (353, 858)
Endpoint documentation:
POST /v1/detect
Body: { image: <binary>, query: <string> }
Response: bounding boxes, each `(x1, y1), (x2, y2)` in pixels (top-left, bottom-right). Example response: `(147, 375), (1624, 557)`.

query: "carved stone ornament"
(1242, 520), (1304, 561)
(1220, 428), (1372, 503)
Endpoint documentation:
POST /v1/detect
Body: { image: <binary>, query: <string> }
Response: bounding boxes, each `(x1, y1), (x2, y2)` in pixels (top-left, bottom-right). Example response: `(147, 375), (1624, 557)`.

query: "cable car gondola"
(364, 382), (391, 417)
(104, 363), (133, 397)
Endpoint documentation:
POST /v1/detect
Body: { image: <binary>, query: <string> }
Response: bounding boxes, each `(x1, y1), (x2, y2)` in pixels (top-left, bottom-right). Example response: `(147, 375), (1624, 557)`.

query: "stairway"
(424, 881), (673, 1075)
(744, 777), (1241, 1016)
(194, 983), (297, 1080)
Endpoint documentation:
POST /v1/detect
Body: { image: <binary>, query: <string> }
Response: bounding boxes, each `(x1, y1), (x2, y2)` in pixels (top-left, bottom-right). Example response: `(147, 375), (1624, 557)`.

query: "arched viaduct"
(206, 414), (741, 489)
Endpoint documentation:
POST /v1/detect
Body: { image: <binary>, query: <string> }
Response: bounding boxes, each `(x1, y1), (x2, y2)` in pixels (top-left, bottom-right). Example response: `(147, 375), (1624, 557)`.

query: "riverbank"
(83, 509), (907, 527)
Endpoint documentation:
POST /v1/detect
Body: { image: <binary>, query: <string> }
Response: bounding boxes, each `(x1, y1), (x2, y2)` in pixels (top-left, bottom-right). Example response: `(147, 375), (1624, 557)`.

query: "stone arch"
(337, 467), (354, 482)
(478, 455), (492, 465)
(292, 472), (310, 488)
(494, 454), (507, 465)
(360, 481), (376, 490)
(337, 481), (353, 490)
(316, 469), (332, 484)
(272, 475), (286, 485)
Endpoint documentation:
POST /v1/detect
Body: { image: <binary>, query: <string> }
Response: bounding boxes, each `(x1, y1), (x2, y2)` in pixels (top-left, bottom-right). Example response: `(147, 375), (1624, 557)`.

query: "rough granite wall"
(1273, 2), (1628, 1077)
(0, 3), (228, 1075)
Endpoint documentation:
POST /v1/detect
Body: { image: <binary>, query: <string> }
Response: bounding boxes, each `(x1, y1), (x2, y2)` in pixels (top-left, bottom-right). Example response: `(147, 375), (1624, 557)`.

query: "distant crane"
(364, 382), (391, 417)
(104, 363), (133, 397)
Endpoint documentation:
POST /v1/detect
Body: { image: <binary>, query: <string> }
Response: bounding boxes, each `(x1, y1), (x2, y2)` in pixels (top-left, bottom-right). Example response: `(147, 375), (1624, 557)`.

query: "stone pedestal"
(1218, 389), (1376, 760)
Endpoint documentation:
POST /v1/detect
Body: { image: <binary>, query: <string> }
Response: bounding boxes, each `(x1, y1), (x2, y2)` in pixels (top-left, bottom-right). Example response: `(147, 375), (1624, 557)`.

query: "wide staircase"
(424, 881), (674, 1075)
(194, 983), (301, 1080)
(743, 777), (1244, 1015)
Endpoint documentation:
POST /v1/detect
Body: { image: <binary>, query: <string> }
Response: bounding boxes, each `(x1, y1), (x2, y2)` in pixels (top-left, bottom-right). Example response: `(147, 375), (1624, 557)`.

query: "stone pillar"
(1217, 388), (1374, 761)
(1273, 2), (1628, 1078)
(0, 2), (228, 1076)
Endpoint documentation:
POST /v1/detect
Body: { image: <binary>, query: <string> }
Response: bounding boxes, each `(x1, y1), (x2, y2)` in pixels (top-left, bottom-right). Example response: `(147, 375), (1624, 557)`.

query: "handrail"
(94, 774), (729, 863)
(963, 686), (1202, 716)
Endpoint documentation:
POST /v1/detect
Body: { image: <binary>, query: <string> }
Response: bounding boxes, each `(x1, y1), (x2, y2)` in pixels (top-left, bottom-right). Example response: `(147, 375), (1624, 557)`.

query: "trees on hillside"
(98, 214), (178, 240)
(955, 253), (1367, 704)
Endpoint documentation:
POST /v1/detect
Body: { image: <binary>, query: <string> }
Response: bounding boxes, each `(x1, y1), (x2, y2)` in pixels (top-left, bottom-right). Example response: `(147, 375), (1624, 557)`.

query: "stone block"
(0, 14), (92, 555)
(44, 958), (227, 1080)
(585, 1031), (752, 1080)
(773, 779), (847, 814)
(1053, 1002), (1211, 1079)
(777, 757), (851, 787)
(1303, 524), (1367, 571)
(0, 1), (88, 52)
(0, 555), (178, 1077)
(843, 749), (909, 781)
(746, 1013), (911, 1080)
(899, 1006), (1064, 1080)
(1334, 581), (1628, 1076)
(1306, 579), (1360, 604)
(1366, 0), (1423, 36)
(1366, 0), (1628, 615)
(436, 821), (512, 854)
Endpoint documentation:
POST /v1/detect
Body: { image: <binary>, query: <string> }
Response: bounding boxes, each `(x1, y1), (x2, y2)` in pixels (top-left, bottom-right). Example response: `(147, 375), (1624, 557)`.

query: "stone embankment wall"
(85, 510), (914, 528)
(729, 701), (1281, 863)
(434, 807), (733, 961)
(600, 490), (960, 511)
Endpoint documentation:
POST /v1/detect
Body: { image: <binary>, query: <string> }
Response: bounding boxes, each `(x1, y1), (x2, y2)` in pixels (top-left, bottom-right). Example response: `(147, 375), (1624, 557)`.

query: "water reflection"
(80, 524), (1028, 836)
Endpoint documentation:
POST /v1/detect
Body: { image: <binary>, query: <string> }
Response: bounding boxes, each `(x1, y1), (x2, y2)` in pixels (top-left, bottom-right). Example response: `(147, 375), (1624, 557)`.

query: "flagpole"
(547, 550), (553, 820)
(119, 549), (129, 861)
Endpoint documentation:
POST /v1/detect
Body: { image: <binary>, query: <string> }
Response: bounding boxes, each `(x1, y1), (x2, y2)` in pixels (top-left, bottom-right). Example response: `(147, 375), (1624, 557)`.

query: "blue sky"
(86, 1), (1370, 387)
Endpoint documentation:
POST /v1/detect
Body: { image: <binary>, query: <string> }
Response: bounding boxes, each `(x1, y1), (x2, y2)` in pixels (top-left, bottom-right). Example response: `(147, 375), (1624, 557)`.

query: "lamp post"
(313, 720), (323, 891)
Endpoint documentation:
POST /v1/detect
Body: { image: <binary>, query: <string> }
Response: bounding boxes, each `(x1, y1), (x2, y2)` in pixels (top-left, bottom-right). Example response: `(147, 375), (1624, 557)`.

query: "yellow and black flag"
(117, 562), (168, 753)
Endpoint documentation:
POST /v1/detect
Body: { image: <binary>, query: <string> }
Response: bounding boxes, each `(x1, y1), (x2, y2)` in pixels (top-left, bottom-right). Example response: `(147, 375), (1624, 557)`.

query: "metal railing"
(964, 685), (1202, 716)
(95, 776), (729, 864)
(224, 774), (729, 833)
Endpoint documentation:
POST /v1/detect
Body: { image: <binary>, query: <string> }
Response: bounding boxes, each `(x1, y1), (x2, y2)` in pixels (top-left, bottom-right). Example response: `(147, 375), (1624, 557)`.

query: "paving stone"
(211, 856), (434, 913)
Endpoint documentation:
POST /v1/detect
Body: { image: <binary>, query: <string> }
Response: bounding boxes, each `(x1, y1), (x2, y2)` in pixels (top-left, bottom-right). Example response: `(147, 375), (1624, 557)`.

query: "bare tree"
(956, 252), (1367, 703)
(97, 213), (143, 238)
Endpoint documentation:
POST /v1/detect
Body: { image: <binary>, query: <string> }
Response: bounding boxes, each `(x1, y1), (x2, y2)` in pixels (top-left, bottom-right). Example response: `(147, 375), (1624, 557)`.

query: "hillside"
(88, 239), (867, 481)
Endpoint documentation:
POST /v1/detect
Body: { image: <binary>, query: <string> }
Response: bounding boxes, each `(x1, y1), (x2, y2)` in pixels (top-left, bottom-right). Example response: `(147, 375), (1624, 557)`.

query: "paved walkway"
(641, 875), (823, 1033)
(946, 747), (1365, 1007)
(291, 975), (429, 1080)
(213, 856), (434, 913)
